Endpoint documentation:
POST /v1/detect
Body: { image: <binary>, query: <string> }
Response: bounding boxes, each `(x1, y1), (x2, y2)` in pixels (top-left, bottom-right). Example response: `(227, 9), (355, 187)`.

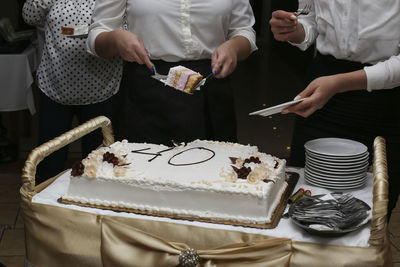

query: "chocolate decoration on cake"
(168, 147), (215, 166)
(263, 179), (276, 184)
(274, 160), (279, 169)
(229, 157), (238, 164)
(103, 152), (119, 166)
(117, 163), (131, 167)
(244, 156), (261, 164)
(230, 156), (262, 179)
(232, 166), (252, 179)
(71, 161), (84, 176)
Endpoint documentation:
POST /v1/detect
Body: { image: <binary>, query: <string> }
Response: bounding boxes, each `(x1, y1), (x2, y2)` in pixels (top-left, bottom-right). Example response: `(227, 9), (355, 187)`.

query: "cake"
(61, 25), (88, 36)
(62, 140), (288, 226)
(165, 66), (203, 93)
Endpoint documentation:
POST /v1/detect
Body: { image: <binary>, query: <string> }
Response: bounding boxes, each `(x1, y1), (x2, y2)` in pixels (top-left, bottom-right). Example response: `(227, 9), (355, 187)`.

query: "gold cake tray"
(58, 172), (299, 229)
(21, 117), (392, 266)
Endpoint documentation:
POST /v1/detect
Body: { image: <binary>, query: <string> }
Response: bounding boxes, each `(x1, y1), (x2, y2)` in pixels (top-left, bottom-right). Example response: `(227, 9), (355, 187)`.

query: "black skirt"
(112, 60), (237, 147)
(289, 52), (400, 215)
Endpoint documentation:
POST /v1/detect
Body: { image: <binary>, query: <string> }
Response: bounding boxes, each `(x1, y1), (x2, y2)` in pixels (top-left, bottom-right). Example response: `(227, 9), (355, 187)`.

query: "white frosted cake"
(62, 140), (288, 226)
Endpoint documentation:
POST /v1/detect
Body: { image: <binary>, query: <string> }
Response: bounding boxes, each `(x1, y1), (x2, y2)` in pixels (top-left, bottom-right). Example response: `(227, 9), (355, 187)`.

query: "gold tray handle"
(369, 136), (389, 247)
(21, 116), (114, 194)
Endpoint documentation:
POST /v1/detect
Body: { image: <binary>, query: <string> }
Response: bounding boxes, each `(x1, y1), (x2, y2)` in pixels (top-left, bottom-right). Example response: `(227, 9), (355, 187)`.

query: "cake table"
(20, 116), (392, 266)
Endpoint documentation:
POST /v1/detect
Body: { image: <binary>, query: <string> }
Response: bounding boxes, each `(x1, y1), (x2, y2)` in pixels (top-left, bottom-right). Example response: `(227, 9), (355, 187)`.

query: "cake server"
(150, 63), (168, 83)
(191, 72), (214, 91)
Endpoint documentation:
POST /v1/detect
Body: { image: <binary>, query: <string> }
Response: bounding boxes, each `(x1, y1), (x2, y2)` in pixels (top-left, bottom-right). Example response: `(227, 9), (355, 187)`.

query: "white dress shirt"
(23, 0), (122, 105)
(293, 0), (400, 92)
(87, 0), (257, 62)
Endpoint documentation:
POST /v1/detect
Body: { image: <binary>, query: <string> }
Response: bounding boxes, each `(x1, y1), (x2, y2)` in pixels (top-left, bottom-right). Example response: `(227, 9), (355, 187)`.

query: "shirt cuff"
(86, 28), (106, 57)
(288, 23), (310, 51)
(230, 30), (258, 54)
(364, 65), (385, 92)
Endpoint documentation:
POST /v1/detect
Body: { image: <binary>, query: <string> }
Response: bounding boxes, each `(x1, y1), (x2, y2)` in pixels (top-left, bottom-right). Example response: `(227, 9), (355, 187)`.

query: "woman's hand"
(282, 75), (341, 117)
(113, 30), (153, 68)
(211, 36), (251, 78)
(96, 30), (153, 69)
(269, 10), (305, 43)
(211, 42), (238, 78)
(282, 70), (368, 117)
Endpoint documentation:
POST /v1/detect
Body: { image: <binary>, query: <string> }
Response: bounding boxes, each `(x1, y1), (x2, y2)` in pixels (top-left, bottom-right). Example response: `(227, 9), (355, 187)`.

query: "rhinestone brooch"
(179, 248), (200, 267)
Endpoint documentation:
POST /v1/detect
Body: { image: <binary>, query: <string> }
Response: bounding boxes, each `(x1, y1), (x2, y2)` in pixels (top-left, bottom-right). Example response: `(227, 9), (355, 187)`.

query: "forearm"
(95, 31), (120, 59)
(334, 70), (367, 94)
(226, 36), (252, 61)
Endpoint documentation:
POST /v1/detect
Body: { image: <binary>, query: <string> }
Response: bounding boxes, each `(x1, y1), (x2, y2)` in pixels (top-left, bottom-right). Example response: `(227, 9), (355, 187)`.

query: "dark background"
(0, 0), (314, 160)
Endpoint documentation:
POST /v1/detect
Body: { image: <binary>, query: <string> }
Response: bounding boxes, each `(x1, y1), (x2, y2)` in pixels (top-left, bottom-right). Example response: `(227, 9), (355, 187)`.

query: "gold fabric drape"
(100, 217), (292, 267)
(20, 117), (392, 266)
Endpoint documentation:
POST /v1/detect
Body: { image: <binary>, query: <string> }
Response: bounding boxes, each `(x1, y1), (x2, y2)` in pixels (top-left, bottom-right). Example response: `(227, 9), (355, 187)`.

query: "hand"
(113, 30), (153, 69)
(211, 41), (238, 78)
(269, 10), (305, 43)
(282, 75), (341, 117)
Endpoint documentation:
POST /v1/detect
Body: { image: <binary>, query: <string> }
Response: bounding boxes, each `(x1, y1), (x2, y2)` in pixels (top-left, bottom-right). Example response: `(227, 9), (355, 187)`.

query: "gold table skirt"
(20, 116), (392, 266)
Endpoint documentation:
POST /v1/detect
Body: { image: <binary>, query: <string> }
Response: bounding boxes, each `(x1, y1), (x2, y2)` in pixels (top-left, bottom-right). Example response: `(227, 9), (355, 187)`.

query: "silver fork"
(295, 3), (312, 16)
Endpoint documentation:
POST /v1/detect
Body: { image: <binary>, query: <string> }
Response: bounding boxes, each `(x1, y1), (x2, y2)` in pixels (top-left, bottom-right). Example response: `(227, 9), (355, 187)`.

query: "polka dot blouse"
(22, 0), (122, 105)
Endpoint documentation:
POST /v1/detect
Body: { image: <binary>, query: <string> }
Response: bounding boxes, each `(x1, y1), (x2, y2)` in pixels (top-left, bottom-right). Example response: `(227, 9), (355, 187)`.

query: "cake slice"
(165, 66), (203, 93)
(61, 25), (88, 36)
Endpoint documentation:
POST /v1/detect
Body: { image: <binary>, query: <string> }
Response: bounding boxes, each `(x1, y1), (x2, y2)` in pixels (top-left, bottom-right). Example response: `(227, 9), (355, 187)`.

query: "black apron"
(112, 60), (237, 147)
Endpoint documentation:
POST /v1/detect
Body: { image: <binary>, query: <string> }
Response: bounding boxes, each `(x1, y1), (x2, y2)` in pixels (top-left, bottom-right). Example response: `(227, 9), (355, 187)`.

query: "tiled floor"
(0, 161), (26, 267)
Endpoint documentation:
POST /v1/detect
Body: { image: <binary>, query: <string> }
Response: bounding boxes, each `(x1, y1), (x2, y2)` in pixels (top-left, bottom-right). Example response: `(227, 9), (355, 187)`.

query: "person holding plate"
(87, 0), (257, 146)
(269, 0), (400, 219)
(23, 0), (122, 184)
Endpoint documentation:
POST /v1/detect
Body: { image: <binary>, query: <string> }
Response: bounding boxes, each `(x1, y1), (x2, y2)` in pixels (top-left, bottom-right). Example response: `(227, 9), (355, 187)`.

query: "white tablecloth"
(32, 167), (374, 247)
(0, 45), (38, 114)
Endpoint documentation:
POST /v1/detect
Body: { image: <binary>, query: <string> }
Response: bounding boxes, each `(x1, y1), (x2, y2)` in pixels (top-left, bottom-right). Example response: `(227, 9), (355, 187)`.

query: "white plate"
(305, 174), (366, 188)
(305, 175), (367, 186)
(305, 161), (369, 174)
(249, 98), (307, 117)
(305, 172), (367, 185)
(306, 157), (369, 169)
(304, 174), (367, 186)
(304, 168), (367, 181)
(304, 138), (368, 157)
(305, 175), (366, 190)
(306, 150), (369, 161)
(306, 178), (368, 188)
(305, 179), (366, 191)
(305, 153), (369, 167)
(305, 167), (367, 179)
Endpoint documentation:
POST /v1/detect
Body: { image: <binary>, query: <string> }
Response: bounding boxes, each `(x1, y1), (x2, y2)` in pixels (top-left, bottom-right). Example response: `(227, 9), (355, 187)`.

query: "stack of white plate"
(304, 138), (369, 190)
